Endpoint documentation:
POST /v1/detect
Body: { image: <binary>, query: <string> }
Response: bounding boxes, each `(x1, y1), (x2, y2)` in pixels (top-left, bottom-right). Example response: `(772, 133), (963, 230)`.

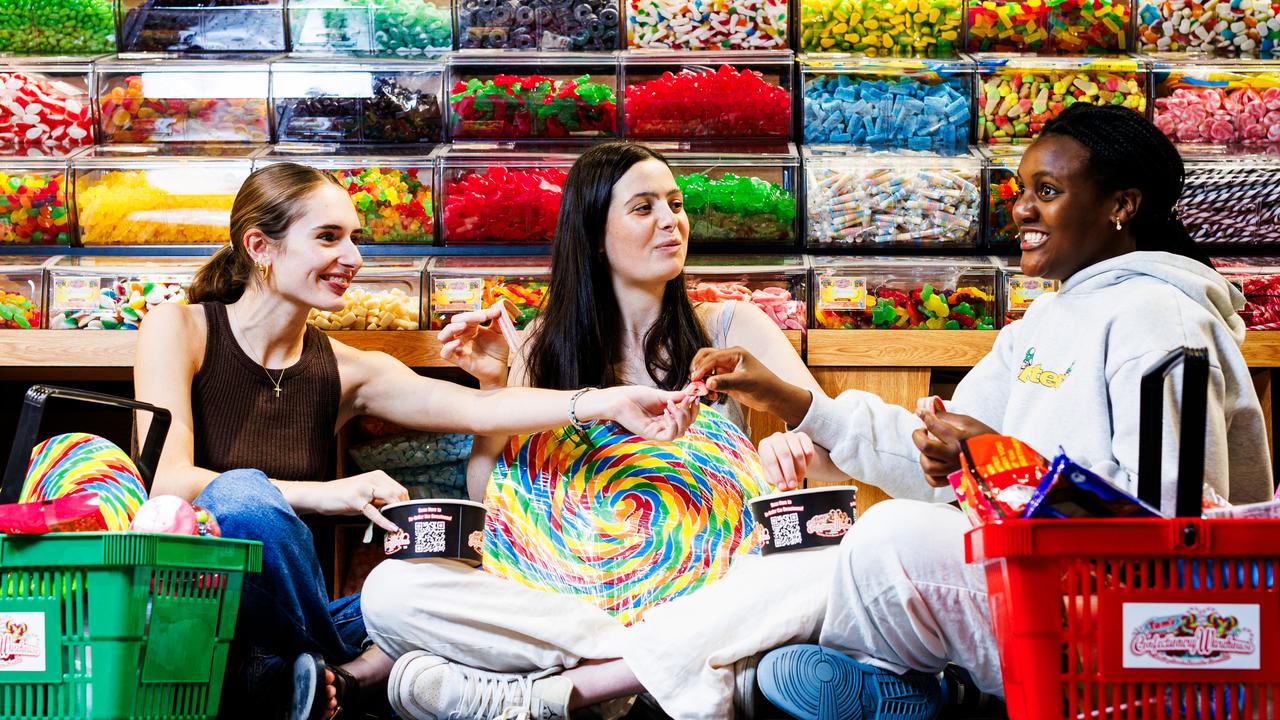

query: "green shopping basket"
(0, 385), (263, 720)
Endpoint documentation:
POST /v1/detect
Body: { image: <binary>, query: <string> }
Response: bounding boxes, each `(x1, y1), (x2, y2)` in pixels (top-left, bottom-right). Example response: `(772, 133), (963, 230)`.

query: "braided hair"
(1039, 103), (1213, 268)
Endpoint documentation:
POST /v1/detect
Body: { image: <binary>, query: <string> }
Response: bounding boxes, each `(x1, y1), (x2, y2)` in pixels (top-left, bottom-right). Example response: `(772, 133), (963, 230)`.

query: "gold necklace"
(232, 304), (288, 400)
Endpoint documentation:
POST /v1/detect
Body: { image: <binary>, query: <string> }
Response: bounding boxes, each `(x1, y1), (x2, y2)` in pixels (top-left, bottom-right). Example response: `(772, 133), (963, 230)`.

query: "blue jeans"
(197, 469), (367, 714)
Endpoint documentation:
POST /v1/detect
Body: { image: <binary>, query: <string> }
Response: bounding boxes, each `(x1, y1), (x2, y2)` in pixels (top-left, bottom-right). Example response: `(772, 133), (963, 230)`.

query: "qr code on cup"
(414, 521), (447, 553)
(770, 513), (803, 548)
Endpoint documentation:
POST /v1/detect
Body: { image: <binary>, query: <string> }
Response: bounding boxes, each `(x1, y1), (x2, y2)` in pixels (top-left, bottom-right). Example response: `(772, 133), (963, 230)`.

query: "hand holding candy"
(438, 303), (514, 387)
(912, 410), (998, 487)
(757, 431), (816, 491)
(579, 386), (700, 442)
(689, 346), (812, 424)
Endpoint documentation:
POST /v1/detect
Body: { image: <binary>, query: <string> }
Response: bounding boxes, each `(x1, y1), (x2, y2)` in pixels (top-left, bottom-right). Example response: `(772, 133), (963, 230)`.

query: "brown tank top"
(191, 302), (340, 481)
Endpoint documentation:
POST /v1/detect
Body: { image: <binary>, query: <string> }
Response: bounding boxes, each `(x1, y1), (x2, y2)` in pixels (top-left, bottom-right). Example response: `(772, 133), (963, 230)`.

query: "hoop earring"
(256, 261), (271, 284)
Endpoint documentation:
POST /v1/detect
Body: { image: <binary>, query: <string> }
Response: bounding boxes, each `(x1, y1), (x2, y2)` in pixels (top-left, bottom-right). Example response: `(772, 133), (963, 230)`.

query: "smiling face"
(258, 182), (364, 312)
(1014, 134), (1139, 282)
(602, 158), (690, 289)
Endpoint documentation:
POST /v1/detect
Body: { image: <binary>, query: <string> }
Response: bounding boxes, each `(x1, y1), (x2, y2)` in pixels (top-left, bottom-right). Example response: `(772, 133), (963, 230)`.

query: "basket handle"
(1137, 347), (1208, 518)
(0, 385), (172, 505)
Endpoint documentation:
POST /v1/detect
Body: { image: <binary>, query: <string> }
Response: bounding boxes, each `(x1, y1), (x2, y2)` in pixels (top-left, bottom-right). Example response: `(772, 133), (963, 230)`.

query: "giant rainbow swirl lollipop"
(483, 405), (766, 625)
(21, 432), (148, 532)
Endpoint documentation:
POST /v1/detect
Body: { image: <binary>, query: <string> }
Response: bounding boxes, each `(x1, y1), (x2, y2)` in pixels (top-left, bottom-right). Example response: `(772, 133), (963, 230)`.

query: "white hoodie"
(795, 251), (1275, 514)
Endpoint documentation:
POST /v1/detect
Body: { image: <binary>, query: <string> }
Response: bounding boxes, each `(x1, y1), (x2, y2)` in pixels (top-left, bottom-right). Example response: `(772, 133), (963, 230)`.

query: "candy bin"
(0, 57), (95, 153)
(981, 145), (1024, 250)
(271, 58), (444, 143)
(652, 142), (798, 248)
(992, 256), (1056, 325)
(447, 52), (619, 140)
(289, 0), (451, 55)
(73, 143), (260, 246)
(804, 146), (982, 248)
(684, 255), (808, 332)
(428, 255), (550, 330)
(457, 0), (620, 50)
(1150, 55), (1280, 145)
(974, 54), (1147, 144)
(94, 57), (271, 144)
(1179, 147), (1280, 246)
(627, 0), (785, 49)
(1213, 257), (1280, 329)
(116, 0), (285, 52)
(0, 148), (78, 246)
(440, 145), (576, 245)
(800, 55), (973, 150)
(0, 256), (48, 329)
(811, 256), (998, 330)
(309, 256), (425, 331)
(965, 0), (1130, 53)
(0, 0), (115, 54)
(45, 255), (200, 329)
(1136, 0), (1280, 55)
(257, 144), (438, 244)
(621, 51), (794, 141)
(798, 0), (963, 55)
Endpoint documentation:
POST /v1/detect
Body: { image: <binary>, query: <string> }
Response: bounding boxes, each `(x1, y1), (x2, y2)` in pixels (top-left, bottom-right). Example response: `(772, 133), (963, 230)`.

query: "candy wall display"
(981, 145), (1023, 250)
(271, 59), (444, 143)
(804, 146), (982, 247)
(428, 255), (550, 329)
(659, 143), (798, 246)
(74, 144), (258, 246)
(1213, 257), (1280, 329)
(0, 151), (76, 246)
(684, 255), (808, 331)
(974, 55), (1147, 144)
(800, 55), (973, 149)
(627, 0), (787, 49)
(116, 0), (286, 53)
(259, 144), (437, 243)
(448, 53), (619, 140)
(1136, 0), (1280, 55)
(95, 59), (271, 144)
(308, 258), (425, 331)
(1179, 151), (1280, 245)
(458, 0), (620, 50)
(289, 0), (452, 55)
(966, 0), (1130, 53)
(45, 255), (199, 330)
(1150, 56), (1280, 145)
(992, 256), (1056, 325)
(0, 257), (46, 329)
(812, 256), (997, 329)
(0, 59), (95, 153)
(0, 0), (115, 54)
(798, 0), (963, 55)
(622, 52), (794, 140)
(440, 146), (574, 245)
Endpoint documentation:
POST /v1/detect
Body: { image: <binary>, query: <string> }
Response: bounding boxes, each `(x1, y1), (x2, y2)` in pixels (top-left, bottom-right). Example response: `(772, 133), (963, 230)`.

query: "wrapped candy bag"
(949, 434), (1048, 525)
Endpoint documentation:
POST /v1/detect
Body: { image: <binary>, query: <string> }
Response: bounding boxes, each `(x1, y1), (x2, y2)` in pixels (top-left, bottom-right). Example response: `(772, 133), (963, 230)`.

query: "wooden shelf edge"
(3, 328), (1280, 369)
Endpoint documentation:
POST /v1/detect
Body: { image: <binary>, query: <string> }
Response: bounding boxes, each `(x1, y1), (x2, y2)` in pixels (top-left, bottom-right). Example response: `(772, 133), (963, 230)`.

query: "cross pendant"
(274, 387), (281, 399)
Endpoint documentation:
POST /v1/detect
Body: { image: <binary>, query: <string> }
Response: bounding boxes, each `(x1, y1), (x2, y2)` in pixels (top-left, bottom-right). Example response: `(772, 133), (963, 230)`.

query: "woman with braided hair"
(682, 102), (1275, 719)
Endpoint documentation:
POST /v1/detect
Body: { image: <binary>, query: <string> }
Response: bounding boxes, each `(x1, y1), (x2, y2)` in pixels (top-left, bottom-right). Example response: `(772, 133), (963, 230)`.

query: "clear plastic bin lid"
(75, 144), (266, 164)
(356, 257), (428, 276)
(804, 145), (981, 166)
(811, 255), (996, 272)
(50, 255), (208, 273)
(978, 145), (1026, 167)
(798, 54), (975, 75)
(260, 143), (440, 165)
(0, 146), (85, 165)
(972, 54), (1144, 73)
(622, 50), (793, 66)
(430, 255), (551, 275)
(1212, 257), (1280, 274)
(0, 256), (53, 273)
(684, 255), (806, 273)
(1145, 53), (1280, 74)
(449, 50), (619, 66)
(0, 56), (99, 73)
(439, 144), (582, 165)
(271, 63), (443, 98)
(647, 142), (798, 163)
(1179, 145), (1280, 165)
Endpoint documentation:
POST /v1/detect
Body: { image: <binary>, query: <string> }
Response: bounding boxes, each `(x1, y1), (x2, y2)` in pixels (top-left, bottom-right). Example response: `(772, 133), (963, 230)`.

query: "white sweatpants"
(820, 499), (1004, 696)
(360, 548), (839, 719)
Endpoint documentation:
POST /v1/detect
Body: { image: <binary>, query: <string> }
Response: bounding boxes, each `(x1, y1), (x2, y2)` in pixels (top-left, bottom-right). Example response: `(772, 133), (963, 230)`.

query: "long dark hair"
(525, 142), (712, 391)
(1039, 103), (1213, 268)
(189, 163), (343, 304)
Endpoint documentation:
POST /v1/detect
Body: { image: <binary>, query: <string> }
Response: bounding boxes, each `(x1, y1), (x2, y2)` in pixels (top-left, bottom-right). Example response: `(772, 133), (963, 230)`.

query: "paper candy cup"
(748, 486), (857, 555)
(482, 405), (767, 625)
(381, 499), (487, 566)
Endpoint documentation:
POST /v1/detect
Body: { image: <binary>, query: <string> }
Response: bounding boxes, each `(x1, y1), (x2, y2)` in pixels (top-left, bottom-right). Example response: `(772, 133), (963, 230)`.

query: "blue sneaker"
(758, 644), (942, 720)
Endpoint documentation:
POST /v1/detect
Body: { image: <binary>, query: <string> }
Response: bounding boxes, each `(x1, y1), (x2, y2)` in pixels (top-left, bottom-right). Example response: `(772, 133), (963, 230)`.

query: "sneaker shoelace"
(453, 667), (538, 720)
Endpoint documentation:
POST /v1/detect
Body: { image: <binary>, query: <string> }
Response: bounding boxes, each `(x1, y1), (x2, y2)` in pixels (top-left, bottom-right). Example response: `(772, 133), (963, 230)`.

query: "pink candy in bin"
(684, 255), (809, 333)
(1151, 58), (1280, 145)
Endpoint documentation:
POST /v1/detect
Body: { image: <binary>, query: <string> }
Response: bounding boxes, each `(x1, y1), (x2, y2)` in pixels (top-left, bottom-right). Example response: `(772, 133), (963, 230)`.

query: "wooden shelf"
(2, 328), (1277, 369)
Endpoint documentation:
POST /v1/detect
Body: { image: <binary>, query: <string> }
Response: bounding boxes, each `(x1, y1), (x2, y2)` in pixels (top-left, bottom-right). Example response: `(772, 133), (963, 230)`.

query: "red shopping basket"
(966, 348), (1280, 719)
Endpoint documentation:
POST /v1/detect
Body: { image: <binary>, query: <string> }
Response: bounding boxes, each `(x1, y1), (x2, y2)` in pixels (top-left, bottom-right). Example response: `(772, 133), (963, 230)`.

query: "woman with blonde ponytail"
(133, 163), (699, 720)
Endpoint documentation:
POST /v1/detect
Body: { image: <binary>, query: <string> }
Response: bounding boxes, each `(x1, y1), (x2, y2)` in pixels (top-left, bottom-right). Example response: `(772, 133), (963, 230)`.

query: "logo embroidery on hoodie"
(1018, 348), (1074, 389)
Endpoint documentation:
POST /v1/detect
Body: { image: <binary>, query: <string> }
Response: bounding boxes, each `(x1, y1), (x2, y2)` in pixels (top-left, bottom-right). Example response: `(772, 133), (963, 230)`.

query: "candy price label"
(432, 277), (485, 312)
(51, 277), (97, 311)
(1007, 275), (1057, 310)
(818, 276), (867, 311)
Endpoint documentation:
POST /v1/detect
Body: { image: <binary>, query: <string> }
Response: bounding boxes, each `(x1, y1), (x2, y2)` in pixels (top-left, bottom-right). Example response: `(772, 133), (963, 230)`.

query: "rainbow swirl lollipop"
(21, 433), (148, 532)
(483, 405), (766, 625)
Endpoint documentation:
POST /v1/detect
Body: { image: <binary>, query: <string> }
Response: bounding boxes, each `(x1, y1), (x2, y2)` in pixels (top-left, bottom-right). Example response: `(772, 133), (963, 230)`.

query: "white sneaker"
(388, 650), (573, 720)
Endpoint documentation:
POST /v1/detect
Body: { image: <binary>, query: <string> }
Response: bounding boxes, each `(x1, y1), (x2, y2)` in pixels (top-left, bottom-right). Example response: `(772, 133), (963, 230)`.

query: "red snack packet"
(949, 434), (1047, 525)
(0, 491), (109, 534)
